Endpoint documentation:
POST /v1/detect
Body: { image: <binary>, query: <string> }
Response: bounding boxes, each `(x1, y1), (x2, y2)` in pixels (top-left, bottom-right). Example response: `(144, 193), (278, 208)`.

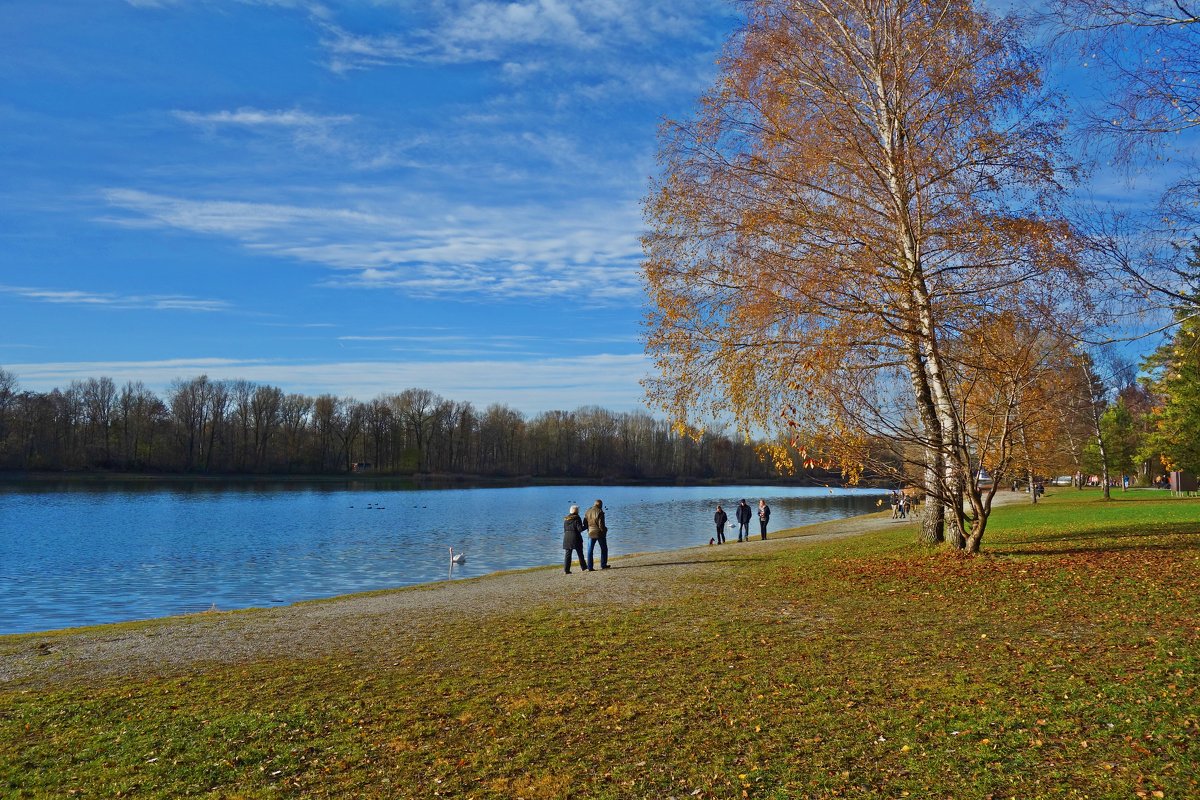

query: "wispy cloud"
(126, 0), (331, 13)
(170, 106), (422, 170)
(258, 321), (338, 329)
(100, 188), (644, 300)
(317, 0), (732, 92)
(172, 107), (353, 127)
(0, 284), (229, 312)
(335, 333), (552, 357)
(6, 353), (652, 413)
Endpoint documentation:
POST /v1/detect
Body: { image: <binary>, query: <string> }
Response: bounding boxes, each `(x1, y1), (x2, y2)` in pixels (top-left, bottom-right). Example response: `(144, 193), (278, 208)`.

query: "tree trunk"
(919, 456), (945, 544)
(1082, 361), (1112, 500)
(945, 493), (966, 550)
(964, 518), (985, 554)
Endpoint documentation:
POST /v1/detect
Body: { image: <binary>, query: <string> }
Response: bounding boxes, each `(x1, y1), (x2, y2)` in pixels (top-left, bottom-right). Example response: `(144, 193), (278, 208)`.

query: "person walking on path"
(736, 499), (752, 542)
(713, 504), (728, 544)
(562, 504), (587, 574)
(757, 499), (771, 540)
(584, 498), (609, 570)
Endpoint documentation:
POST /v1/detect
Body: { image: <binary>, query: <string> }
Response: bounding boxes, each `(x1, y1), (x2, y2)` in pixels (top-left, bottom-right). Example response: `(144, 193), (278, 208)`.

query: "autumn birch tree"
(643, 0), (1086, 552)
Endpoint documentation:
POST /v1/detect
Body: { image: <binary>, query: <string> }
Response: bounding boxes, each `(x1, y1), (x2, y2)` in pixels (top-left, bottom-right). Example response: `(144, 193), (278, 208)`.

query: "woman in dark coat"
(713, 504), (728, 544)
(562, 504), (587, 574)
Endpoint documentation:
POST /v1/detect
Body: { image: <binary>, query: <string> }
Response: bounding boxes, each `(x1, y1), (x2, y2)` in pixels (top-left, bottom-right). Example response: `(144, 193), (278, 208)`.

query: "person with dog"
(713, 504), (728, 544)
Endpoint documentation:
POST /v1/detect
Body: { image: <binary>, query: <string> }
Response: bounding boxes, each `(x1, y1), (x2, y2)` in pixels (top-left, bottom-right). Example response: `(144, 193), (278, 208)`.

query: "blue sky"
(1, 0), (738, 412)
(1, 1), (1182, 414)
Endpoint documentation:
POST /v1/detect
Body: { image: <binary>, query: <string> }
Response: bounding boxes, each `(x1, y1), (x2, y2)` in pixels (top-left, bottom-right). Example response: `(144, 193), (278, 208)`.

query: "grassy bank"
(2, 490), (1197, 798)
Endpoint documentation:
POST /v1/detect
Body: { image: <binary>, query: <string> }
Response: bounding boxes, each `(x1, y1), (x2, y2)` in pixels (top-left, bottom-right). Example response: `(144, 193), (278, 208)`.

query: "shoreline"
(0, 492), (1030, 688)
(0, 507), (897, 686)
(2, 483), (892, 637)
(0, 470), (866, 489)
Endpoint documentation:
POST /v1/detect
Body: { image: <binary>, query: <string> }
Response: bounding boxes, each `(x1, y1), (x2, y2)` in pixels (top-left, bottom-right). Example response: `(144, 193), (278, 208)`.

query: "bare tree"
(279, 393), (313, 472)
(250, 385), (283, 471)
(0, 367), (18, 465)
(117, 381), (162, 469)
(229, 379), (256, 471)
(202, 380), (230, 472)
(391, 388), (443, 473)
(1046, 0), (1200, 311)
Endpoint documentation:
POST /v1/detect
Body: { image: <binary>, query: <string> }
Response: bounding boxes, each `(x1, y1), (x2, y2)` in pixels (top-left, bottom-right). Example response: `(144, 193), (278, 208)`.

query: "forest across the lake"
(0, 374), (832, 482)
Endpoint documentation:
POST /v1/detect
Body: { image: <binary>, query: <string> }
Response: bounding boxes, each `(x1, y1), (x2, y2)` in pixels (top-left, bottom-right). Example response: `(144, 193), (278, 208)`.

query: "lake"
(0, 482), (888, 635)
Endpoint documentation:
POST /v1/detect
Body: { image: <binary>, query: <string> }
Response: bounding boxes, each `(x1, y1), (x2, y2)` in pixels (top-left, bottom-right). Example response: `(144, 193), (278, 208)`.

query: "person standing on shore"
(584, 498), (609, 570)
(562, 505), (587, 574)
(713, 504), (728, 544)
(757, 499), (771, 540)
(736, 499), (752, 542)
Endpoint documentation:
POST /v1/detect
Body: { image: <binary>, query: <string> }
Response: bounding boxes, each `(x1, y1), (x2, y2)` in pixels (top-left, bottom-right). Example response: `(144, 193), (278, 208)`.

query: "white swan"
(449, 546), (466, 564)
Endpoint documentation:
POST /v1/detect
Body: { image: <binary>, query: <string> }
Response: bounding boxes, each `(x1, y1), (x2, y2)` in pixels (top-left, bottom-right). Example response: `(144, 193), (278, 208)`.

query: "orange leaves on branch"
(642, 0), (1080, 518)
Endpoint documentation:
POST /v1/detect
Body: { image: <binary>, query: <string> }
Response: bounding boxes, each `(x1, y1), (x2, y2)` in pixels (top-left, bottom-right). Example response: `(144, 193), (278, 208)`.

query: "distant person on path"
(713, 504), (728, 544)
(736, 499), (752, 542)
(562, 504), (587, 574)
(757, 499), (771, 540)
(585, 498), (609, 570)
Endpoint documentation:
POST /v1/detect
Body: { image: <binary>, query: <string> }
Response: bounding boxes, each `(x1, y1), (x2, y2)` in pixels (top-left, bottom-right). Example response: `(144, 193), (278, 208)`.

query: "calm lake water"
(0, 482), (887, 635)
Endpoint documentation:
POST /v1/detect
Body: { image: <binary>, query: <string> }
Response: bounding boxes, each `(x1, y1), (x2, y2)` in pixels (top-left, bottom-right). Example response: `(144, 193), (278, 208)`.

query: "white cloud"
(172, 108), (354, 127)
(6, 353), (652, 413)
(126, 0), (331, 13)
(318, 0), (732, 81)
(0, 284), (229, 312)
(258, 321), (338, 328)
(101, 189), (381, 237)
(445, 0), (592, 51)
(100, 188), (645, 299)
(170, 106), (423, 171)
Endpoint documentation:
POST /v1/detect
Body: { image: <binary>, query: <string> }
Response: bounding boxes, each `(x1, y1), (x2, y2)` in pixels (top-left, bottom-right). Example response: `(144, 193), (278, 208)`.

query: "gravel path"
(0, 493), (1027, 689)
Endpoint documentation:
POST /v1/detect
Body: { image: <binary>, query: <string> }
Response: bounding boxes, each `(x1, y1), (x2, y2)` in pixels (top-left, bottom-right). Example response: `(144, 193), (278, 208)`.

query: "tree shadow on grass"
(997, 523), (1200, 549)
(994, 539), (1199, 558)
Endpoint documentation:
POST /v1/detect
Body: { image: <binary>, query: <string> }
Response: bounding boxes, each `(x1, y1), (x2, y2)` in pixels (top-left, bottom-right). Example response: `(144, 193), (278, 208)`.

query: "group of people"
(712, 498), (770, 544)
(559, 496), (775, 574)
(561, 499), (610, 573)
(888, 490), (911, 519)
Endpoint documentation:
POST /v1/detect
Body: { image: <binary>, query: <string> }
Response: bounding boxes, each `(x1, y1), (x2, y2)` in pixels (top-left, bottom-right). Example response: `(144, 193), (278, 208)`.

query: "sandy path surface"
(0, 492), (1029, 689)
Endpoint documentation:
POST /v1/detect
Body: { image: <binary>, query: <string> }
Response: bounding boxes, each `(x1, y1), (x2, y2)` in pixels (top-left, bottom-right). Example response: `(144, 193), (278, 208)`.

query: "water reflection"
(0, 483), (886, 634)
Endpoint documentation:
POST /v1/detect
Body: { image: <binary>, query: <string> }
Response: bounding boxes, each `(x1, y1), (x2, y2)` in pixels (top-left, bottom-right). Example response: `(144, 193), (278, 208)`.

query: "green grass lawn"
(2, 489), (1197, 798)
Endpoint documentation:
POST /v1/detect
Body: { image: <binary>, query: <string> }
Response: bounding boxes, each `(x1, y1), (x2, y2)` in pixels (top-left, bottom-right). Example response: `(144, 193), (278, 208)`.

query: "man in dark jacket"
(713, 504), (728, 544)
(584, 498), (609, 570)
(735, 499), (752, 542)
(562, 504), (587, 574)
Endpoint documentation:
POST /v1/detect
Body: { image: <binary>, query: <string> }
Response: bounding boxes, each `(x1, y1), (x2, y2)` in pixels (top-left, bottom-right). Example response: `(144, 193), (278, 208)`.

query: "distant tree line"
(0, 370), (792, 481)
